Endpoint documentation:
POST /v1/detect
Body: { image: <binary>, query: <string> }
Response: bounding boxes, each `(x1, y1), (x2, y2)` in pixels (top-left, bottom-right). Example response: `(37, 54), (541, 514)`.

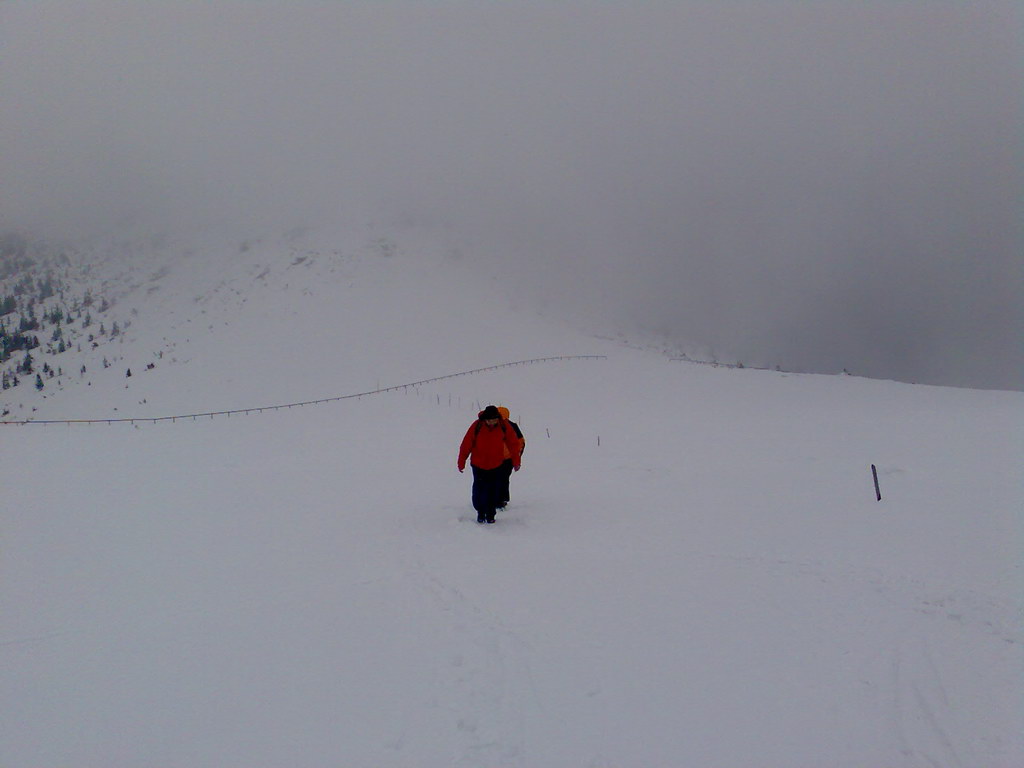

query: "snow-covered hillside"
(2, 229), (1021, 767)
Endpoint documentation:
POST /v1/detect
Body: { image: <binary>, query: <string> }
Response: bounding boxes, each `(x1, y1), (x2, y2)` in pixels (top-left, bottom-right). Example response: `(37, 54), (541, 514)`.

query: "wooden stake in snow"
(871, 464), (882, 501)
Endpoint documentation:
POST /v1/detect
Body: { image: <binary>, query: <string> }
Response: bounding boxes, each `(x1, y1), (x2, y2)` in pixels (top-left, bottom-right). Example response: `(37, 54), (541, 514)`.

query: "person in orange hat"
(458, 404), (522, 524)
(495, 406), (525, 510)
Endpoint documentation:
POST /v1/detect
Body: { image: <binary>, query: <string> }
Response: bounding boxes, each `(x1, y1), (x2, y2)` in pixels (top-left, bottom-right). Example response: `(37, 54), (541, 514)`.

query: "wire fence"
(0, 355), (607, 426)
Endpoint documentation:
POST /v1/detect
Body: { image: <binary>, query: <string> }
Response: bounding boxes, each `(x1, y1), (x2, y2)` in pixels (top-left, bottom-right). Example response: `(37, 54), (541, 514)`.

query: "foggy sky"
(1, 1), (1020, 389)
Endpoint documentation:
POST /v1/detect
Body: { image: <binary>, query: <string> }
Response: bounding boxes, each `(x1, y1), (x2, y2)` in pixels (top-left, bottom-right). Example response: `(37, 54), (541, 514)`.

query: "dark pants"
(471, 465), (504, 522)
(497, 459), (514, 505)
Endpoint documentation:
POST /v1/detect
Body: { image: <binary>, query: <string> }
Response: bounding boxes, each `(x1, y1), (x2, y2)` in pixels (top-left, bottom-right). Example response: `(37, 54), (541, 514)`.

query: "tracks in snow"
(416, 571), (542, 767)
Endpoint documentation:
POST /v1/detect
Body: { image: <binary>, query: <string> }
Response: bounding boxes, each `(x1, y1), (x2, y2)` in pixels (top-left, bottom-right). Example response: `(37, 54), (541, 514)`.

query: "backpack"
(504, 419), (525, 455)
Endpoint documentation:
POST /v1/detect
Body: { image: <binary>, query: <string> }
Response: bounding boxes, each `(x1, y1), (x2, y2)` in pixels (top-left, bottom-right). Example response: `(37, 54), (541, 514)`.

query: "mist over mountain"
(1, 1), (1019, 390)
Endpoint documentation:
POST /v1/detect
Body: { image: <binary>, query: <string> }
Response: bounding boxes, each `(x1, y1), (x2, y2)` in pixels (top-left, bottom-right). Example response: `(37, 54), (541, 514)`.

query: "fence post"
(871, 464), (881, 501)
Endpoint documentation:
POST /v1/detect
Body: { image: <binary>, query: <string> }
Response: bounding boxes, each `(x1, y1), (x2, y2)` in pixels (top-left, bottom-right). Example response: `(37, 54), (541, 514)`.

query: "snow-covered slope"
(2, 229), (1021, 767)
(2, 227), (601, 422)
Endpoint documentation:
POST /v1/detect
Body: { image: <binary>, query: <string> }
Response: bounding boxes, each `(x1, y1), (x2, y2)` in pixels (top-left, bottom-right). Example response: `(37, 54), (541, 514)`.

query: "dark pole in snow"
(871, 464), (882, 501)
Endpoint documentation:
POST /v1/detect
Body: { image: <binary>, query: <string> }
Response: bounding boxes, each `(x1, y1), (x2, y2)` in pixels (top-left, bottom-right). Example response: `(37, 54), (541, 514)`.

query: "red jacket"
(458, 419), (522, 471)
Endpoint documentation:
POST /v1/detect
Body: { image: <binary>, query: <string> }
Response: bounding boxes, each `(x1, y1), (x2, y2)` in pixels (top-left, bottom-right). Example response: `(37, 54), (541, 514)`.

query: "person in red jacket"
(458, 404), (522, 524)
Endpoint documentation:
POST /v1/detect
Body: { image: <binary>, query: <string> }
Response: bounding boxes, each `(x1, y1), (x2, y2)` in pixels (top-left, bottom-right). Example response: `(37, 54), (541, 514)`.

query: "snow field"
(2, 234), (1021, 766)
